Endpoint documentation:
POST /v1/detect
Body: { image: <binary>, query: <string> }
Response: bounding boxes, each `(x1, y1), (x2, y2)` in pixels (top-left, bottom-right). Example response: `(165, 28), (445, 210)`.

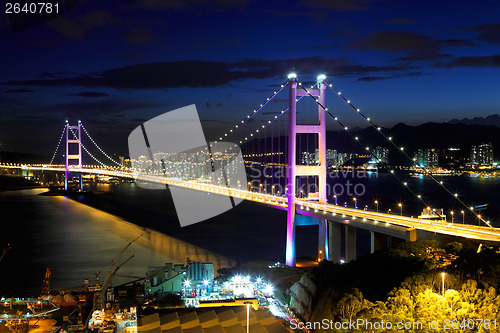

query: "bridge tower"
(286, 74), (328, 266)
(65, 120), (83, 191)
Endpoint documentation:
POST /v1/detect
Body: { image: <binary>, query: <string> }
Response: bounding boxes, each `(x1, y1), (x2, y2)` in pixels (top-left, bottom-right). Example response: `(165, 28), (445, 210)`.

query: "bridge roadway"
(3, 164), (500, 245)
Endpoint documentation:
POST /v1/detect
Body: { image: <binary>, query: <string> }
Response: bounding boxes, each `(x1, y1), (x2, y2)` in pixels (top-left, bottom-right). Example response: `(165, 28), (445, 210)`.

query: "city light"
(263, 284), (274, 295)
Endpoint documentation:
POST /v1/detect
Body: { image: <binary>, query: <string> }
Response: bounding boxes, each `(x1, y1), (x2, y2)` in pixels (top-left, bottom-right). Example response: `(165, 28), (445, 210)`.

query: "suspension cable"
(299, 83), (451, 222)
(212, 81), (289, 146)
(49, 125), (67, 165)
(81, 124), (124, 167)
(324, 80), (493, 228)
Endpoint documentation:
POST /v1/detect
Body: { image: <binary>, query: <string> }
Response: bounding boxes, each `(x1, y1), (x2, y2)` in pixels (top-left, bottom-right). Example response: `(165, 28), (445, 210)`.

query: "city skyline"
(2, 0), (500, 156)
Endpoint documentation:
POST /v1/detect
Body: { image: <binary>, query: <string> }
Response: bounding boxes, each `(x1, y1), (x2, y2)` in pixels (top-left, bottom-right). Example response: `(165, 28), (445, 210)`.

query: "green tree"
(334, 288), (372, 322)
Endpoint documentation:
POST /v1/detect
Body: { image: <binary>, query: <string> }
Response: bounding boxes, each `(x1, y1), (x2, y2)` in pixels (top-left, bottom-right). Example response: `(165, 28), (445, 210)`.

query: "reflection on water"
(0, 189), (235, 297)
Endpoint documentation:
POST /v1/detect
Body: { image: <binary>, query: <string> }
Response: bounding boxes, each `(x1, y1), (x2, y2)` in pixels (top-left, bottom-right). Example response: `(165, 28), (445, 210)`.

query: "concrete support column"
(406, 228), (418, 242)
(345, 225), (357, 262)
(370, 231), (385, 254)
(328, 221), (341, 263)
(318, 219), (328, 261)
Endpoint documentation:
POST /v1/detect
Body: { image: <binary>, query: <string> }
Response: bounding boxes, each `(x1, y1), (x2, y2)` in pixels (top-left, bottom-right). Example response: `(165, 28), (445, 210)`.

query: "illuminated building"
(144, 259), (214, 297)
(372, 146), (389, 164)
(413, 148), (439, 169)
(470, 143), (493, 166)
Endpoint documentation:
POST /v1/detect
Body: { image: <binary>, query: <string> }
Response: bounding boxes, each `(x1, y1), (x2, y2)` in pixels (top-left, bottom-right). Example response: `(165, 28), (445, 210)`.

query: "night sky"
(2, 0), (500, 157)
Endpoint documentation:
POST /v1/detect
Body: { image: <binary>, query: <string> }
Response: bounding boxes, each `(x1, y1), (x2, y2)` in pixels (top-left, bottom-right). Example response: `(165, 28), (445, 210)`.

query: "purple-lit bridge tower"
(286, 74), (329, 266)
(65, 120), (83, 191)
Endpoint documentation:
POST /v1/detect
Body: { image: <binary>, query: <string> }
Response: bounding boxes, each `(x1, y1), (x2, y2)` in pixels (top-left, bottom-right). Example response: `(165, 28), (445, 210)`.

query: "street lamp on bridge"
(398, 203), (403, 216)
(353, 197), (358, 209)
(450, 211), (454, 224)
(374, 200), (379, 213)
(461, 210), (465, 224)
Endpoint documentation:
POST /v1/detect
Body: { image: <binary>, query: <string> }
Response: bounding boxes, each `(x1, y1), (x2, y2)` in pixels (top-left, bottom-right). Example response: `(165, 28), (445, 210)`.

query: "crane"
(0, 244), (12, 263)
(92, 235), (142, 311)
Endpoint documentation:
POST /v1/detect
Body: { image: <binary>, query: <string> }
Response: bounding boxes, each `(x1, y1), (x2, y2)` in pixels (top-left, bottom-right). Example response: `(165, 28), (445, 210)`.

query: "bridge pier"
(318, 219), (328, 261)
(328, 221), (342, 263)
(370, 231), (386, 254)
(406, 228), (418, 242)
(345, 225), (357, 262)
(327, 222), (358, 263)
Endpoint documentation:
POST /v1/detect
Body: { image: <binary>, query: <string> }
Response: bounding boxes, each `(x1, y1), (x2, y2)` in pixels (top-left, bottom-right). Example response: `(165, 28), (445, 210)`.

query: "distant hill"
(0, 151), (49, 164)
(448, 114), (500, 127)
(351, 122), (500, 164)
(353, 122), (500, 152)
(241, 121), (500, 165)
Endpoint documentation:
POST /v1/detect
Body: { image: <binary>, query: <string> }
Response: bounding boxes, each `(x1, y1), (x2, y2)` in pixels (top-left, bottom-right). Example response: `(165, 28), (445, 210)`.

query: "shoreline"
(56, 185), (291, 264)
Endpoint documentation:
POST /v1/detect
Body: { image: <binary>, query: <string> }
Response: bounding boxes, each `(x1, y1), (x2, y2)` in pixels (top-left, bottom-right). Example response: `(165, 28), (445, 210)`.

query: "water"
(1, 172), (499, 297)
(253, 166), (500, 225)
(0, 188), (236, 297)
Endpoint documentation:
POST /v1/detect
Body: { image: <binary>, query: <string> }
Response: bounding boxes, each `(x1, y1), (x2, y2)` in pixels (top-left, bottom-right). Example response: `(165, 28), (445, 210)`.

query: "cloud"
(439, 39), (478, 48)
(290, 45), (337, 50)
(205, 102), (223, 108)
(382, 17), (419, 25)
(350, 31), (478, 63)
(398, 54), (452, 62)
(439, 55), (500, 68)
(4, 89), (35, 93)
(357, 76), (389, 82)
(304, 0), (378, 11)
(349, 31), (438, 53)
(357, 71), (425, 81)
(3, 57), (426, 90)
(69, 92), (110, 98)
(469, 23), (500, 45)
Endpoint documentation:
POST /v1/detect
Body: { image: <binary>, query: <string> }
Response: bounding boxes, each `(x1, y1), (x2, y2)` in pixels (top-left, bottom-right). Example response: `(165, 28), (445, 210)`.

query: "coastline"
(0, 174), (43, 192)
(61, 184), (291, 264)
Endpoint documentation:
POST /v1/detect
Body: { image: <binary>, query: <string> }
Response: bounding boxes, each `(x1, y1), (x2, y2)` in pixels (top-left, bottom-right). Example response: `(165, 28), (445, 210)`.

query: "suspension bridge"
(2, 74), (500, 267)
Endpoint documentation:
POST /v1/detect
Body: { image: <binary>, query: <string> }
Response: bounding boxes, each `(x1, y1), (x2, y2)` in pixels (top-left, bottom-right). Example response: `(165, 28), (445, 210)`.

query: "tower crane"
(92, 235), (142, 311)
(0, 244), (12, 263)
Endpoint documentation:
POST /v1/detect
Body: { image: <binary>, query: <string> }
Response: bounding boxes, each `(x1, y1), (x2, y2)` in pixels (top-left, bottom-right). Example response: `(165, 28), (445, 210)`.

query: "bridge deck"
(4, 164), (500, 243)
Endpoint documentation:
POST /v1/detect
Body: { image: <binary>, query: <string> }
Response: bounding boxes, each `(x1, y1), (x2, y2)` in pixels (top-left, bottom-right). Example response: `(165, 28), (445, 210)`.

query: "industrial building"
(145, 260), (214, 297)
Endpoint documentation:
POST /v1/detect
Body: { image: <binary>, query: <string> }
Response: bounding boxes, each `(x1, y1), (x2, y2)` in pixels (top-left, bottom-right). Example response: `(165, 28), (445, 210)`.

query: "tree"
(414, 288), (449, 326)
(334, 288), (372, 322)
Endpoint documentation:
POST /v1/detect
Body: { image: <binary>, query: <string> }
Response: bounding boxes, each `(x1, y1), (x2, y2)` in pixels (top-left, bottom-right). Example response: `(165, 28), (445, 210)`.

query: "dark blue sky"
(1, 0), (500, 156)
